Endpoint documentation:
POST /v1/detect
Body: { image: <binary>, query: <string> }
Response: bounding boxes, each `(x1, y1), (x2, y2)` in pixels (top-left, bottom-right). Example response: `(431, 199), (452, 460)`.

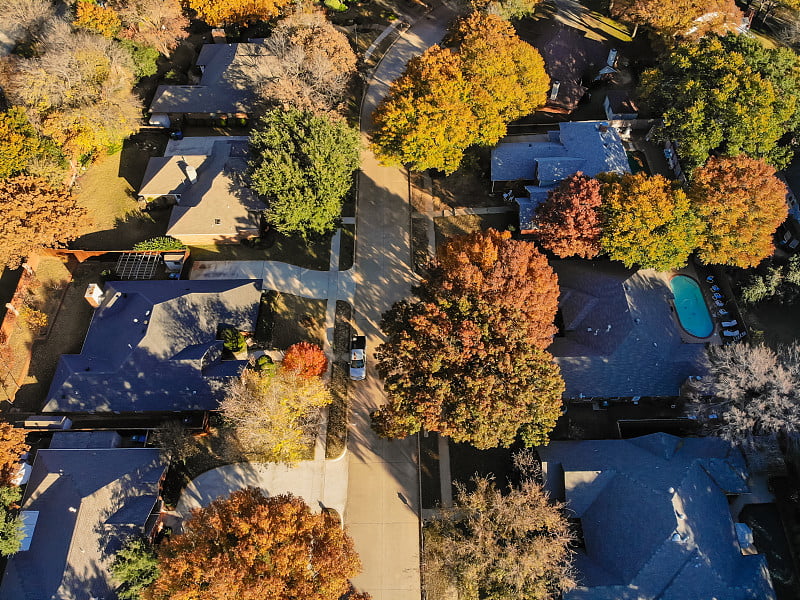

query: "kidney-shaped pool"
(669, 275), (713, 338)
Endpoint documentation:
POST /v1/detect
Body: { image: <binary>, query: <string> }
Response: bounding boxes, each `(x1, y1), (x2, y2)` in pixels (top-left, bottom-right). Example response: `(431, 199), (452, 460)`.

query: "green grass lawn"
(189, 231), (332, 270)
(72, 151), (169, 250)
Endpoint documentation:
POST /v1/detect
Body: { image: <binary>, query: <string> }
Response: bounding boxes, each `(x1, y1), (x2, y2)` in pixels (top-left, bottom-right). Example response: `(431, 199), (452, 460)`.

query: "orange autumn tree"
(533, 172), (603, 258)
(611, 0), (742, 39)
(690, 155), (788, 268)
(144, 489), (363, 600)
(74, 0), (122, 37)
(373, 229), (564, 449)
(0, 422), (27, 487)
(282, 341), (328, 379)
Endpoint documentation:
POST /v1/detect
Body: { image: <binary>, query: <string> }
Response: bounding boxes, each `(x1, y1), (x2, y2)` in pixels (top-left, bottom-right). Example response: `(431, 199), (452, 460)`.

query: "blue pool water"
(670, 275), (713, 338)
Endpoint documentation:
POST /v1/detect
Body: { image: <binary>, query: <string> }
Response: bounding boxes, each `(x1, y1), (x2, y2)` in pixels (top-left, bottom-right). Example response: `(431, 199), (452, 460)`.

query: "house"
(538, 433), (776, 600)
(603, 90), (638, 121)
(43, 279), (261, 414)
(0, 433), (166, 600)
(138, 137), (263, 245)
(491, 121), (630, 232)
(149, 40), (273, 128)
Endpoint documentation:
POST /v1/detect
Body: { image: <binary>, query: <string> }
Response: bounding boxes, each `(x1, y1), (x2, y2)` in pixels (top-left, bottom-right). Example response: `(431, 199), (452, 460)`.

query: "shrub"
(220, 327), (246, 353)
(282, 341), (328, 378)
(132, 236), (186, 251)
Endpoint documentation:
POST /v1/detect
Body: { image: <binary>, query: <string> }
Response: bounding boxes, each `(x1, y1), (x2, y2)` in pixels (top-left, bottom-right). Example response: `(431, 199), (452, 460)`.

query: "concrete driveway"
(345, 5), (456, 600)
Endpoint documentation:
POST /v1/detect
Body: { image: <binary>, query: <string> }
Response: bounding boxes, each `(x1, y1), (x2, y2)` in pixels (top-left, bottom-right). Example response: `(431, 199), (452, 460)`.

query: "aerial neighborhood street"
(1, 0), (800, 598)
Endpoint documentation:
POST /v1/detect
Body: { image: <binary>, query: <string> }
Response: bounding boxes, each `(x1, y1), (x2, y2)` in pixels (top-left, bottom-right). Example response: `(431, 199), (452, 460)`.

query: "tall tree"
(0, 486), (23, 557)
(185, 0), (293, 27)
(600, 172), (702, 271)
(689, 342), (800, 443)
(373, 229), (564, 449)
(260, 10), (357, 117)
(111, 0), (188, 55)
(639, 34), (800, 172)
(690, 155), (788, 267)
(143, 489), (362, 600)
(533, 172), (603, 259)
(372, 13), (548, 173)
(75, 0), (122, 37)
(248, 108), (359, 236)
(0, 176), (88, 268)
(0, 0), (55, 47)
(425, 476), (574, 600)
(611, 0), (743, 38)
(4, 25), (142, 176)
(0, 422), (27, 487)
(468, 0), (544, 20)
(0, 108), (63, 181)
(282, 342), (328, 379)
(220, 368), (331, 464)
(110, 537), (160, 600)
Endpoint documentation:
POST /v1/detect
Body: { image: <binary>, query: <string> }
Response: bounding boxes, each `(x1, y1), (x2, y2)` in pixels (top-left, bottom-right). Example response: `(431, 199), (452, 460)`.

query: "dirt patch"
(11, 261), (112, 412)
(410, 148), (495, 211)
(433, 213), (511, 250)
(270, 293), (327, 350)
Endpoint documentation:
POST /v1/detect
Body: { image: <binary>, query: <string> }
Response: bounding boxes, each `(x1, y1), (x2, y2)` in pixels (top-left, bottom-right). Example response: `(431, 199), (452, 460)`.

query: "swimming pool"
(670, 275), (713, 338)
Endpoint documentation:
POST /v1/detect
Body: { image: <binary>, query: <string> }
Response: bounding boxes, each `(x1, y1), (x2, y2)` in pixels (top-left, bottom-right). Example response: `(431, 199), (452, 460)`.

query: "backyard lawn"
(72, 135), (169, 250)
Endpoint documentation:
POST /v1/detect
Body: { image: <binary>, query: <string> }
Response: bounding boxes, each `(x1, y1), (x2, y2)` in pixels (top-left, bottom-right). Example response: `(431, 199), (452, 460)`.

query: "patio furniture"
(714, 300), (724, 307)
(706, 275), (715, 282)
(721, 320), (738, 328)
(710, 285), (721, 292)
(712, 293), (724, 300)
(715, 309), (729, 316)
(722, 329), (741, 337)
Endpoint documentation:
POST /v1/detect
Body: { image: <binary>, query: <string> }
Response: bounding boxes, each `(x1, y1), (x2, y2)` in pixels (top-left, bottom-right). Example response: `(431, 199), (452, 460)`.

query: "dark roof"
(539, 434), (776, 600)
(150, 42), (274, 115)
(44, 280), (261, 413)
(491, 122), (630, 183)
(605, 90), (639, 115)
(49, 431), (121, 449)
(0, 446), (165, 600)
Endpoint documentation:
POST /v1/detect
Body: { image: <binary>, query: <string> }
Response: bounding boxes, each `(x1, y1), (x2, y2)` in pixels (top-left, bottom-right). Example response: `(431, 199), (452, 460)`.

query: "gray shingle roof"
(44, 280), (261, 413)
(150, 42), (276, 115)
(491, 121), (630, 183)
(0, 446), (165, 600)
(539, 434), (776, 600)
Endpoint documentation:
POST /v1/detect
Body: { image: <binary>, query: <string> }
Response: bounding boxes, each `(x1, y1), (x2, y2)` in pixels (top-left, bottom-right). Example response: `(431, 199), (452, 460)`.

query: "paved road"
(345, 6), (455, 600)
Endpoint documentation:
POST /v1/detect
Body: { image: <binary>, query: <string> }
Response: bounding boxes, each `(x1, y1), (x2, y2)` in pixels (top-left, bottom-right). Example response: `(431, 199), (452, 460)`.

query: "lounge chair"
(722, 329), (741, 337)
(721, 320), (738, 328)
(706, 275), (715, 282)
(712, 293), (724, 300)
(716, 309), (729, 316)
(710, 285), (721, 292)
(714, 300), (724, 307)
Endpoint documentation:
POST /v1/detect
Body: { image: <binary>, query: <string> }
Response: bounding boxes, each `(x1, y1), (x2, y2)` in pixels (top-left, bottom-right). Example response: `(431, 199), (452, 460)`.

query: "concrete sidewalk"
(175, 454), (348, 525)
(190, 259), (332, 300)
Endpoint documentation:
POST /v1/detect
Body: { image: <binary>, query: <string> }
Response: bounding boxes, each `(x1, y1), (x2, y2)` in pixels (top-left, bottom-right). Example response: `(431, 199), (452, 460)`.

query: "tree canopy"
(220, 368), (331, 464)
(185, 0), (292, 26)
(611, 0), (742, 38)
(248, 108), (359, 236)
(0, 422), (27, 488)
(372, 12), (548, 173)
(0, 176), (88, 268)
(282, 342), (328, 379)
(0, 108), (63, 182)
(425, 475), (574, 600)
(0, 486), (23, 557)
(533, 172), (603, 259)
(143, 489), (362, 600)
(640, 34), (800, 172)
(690, 155), (788, 267)
(600, 172), (702, 271)
(110, 537), (160, 600)
(110, 0), (188, 55)
(373, 229), (564, 449)
(689, 342), (800, 443)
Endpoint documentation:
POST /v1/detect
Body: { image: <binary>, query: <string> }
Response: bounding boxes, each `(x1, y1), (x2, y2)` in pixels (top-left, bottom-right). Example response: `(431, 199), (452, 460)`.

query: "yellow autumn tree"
(185, 0), (293, 27)
(372, 12), (548, 173)
(600, 172), (703, 271)
(74, 0), (122, 37)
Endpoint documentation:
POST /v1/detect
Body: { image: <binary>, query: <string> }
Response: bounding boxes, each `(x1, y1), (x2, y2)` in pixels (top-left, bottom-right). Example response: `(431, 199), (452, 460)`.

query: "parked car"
(350, 335), (366, 381)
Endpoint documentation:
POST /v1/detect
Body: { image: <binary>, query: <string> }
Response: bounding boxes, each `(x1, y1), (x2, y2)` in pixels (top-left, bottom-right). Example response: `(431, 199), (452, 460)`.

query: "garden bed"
(339, 225), (356, 271)
(326, 300), (352, 459)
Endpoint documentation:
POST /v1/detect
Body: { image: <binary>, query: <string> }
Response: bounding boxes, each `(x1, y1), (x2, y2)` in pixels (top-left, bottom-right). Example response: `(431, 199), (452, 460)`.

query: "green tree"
(372, 13), (548, 173)
(690, 155), (788, 267)
(372, 229), (564, 449)
(600, 172), (702, 271)
(132, 236), (186, 251)
(249, 108), (360, 236)
(119, 40), (160, 79)
(220, 327), (246, 353)
(110, 537), (160, 600)
(0, 486), (23, 557)
(424, 475), (574, 600)
(640, 34), (800, 172)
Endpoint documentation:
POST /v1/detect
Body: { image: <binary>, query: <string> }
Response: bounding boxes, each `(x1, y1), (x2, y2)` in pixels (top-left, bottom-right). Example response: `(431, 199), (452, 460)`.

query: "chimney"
(84, 283), (105, 308)
(549, 80), (561, 102)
